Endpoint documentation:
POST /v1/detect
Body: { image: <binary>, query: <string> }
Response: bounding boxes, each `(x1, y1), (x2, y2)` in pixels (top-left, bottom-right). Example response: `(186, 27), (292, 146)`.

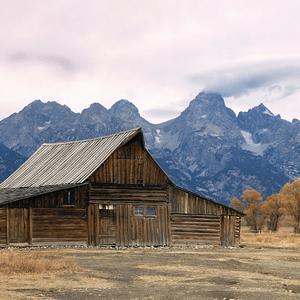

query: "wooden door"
(220, 215), (236, 247)
(98, 208), (116, 245)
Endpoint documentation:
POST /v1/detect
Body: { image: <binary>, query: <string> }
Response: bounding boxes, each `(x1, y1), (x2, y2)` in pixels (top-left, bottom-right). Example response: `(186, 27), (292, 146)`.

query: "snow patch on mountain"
(241, 130), (268, 156)
(263, 108), (274, 116)
(155, 129), (161, 144)
(152, 130), (179, 151)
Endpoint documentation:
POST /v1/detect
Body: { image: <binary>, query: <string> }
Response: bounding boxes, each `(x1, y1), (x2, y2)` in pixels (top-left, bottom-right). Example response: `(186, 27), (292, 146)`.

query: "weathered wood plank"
(32, 208), (87, 243)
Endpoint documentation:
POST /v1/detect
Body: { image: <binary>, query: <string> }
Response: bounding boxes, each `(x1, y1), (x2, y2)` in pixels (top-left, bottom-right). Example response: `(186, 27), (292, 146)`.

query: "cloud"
(142, 106), (182, 122)
(1, 1), (300, 122)
(7, 52), (78, 73)
(190, 58), (300, 98)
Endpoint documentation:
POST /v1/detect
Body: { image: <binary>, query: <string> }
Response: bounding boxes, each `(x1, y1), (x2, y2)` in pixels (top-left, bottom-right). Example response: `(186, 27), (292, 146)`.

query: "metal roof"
(0, 128), (142, 188)
(0, 184), (87, 206)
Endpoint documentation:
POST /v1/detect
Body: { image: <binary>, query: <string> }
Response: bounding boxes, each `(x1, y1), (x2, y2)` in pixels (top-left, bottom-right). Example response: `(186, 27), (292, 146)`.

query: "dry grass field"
(0, 229), (299, 300)
(241, 226), (300, 248)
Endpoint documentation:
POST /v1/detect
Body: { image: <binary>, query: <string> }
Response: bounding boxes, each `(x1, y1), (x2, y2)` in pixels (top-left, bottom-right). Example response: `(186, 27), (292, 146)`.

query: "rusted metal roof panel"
(0, 128), (141, 188)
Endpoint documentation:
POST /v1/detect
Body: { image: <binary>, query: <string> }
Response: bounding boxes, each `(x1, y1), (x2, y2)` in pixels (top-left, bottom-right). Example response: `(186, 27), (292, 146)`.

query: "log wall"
(171, 214), (221, 245)
(32, 208), (87, 243)
(89, 185), (168, 203)
(220, 215), (241, 246)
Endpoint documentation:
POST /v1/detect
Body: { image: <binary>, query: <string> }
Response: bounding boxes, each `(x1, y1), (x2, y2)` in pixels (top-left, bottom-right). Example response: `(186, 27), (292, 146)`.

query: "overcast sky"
(0, 0), (300, 123)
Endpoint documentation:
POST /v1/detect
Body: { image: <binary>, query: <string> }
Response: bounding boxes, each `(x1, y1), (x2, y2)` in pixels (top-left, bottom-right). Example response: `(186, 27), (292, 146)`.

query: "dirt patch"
(0, 247), (299, 299)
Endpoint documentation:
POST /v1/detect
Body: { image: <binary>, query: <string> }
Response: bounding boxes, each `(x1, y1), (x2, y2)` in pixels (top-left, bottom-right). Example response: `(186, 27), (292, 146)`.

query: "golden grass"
(0, 250), (78, 274)
(241, 228), (300, 248)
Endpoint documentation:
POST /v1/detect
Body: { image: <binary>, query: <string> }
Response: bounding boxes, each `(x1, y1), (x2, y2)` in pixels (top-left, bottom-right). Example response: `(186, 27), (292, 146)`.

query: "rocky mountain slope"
(0, 92), (298, 204)
(0, 143), (25, 182)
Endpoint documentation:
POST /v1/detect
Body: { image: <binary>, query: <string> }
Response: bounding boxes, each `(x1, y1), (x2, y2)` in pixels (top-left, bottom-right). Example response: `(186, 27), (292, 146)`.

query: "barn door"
(220, 215), (236, 247)
(98, 205), (116, 245)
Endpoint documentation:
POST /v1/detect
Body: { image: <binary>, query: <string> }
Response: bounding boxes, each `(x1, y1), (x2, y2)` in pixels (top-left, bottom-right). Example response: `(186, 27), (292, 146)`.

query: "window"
(63, 191), (75, 206)
(134, 207), (144, 216)
(146, 207), (156, 217)
(99, 204), (114, 210)
(99, 204), (115, 216)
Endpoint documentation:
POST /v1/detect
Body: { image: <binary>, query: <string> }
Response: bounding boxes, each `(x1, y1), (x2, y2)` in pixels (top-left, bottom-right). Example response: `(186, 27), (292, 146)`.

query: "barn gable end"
(88, 133), (169, 187)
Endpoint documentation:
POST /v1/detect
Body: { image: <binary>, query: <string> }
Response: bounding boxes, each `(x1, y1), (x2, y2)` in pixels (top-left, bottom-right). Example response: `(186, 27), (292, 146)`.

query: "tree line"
(230, 179), (300, 233)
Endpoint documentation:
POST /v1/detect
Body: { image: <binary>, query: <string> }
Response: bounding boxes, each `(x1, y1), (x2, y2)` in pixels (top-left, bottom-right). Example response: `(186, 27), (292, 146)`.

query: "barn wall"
(5, 185), (88, 208)
(169, 186), (240, 216)
(89, 136), (169, 187)
(88, 203), (170, 247)
(32, 208), (87, 243)
(8, 208), (30, 243)
(116, 204), (170, 247)
(171, 214), (221, 245)
(169, 186), (242, 246)
(235, 216), (241, 245)
(0, 185), (89, 244)
(89, 185), (168, 202)
(0, 208), (7, 244)
(220, 215), (241, 246)
(88, 186), (170, 246)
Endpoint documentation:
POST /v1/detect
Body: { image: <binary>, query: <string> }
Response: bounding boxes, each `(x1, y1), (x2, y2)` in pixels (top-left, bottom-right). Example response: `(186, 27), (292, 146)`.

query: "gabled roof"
(0, 128), (142, 188)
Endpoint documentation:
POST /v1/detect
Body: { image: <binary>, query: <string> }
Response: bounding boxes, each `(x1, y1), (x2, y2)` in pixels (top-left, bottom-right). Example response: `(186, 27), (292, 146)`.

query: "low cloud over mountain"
(190, 57), (300, 98)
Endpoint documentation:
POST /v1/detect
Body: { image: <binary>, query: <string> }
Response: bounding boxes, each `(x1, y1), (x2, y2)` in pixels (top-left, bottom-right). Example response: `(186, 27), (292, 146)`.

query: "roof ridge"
(42, 127), (142, 146)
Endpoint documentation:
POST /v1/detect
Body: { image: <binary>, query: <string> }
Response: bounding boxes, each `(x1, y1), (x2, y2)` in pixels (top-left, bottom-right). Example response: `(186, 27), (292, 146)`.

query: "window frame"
(63, 190), (75, 206)
(134, 206), (157, 218)
(146, 207), (157, 217)
(134, 207), (144, 217)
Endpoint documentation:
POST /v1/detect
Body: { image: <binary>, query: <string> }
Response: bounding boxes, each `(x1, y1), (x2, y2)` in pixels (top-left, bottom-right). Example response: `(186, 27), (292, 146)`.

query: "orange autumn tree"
(280, 179), (300, 233)
(230, 189), (265, 232)
(260, 193), (285, 232)
(230, 197), (244, 212)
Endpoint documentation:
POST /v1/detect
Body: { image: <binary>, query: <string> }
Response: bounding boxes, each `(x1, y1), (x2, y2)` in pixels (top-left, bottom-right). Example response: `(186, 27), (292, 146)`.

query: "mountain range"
(0, 92), (299, 204)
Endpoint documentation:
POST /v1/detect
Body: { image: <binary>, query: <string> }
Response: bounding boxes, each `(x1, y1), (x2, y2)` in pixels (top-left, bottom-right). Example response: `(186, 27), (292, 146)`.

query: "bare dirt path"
(1, 246), (300, 300)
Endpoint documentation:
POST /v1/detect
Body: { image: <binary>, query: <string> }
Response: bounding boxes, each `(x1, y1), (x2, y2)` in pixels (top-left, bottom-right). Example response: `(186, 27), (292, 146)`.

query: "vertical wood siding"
(88, 203), (170, 247)
(8, 208), (30, 243)
(169, 186), (240, 216)
(0, 208), (7, 243)
(98, 210), (116, 245)
(89, 136), (169, 187)
(116, 204), (170, 247)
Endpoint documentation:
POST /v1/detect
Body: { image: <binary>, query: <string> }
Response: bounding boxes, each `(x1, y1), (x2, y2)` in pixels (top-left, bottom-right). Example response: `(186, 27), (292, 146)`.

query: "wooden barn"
(0, 128), (242, 247)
